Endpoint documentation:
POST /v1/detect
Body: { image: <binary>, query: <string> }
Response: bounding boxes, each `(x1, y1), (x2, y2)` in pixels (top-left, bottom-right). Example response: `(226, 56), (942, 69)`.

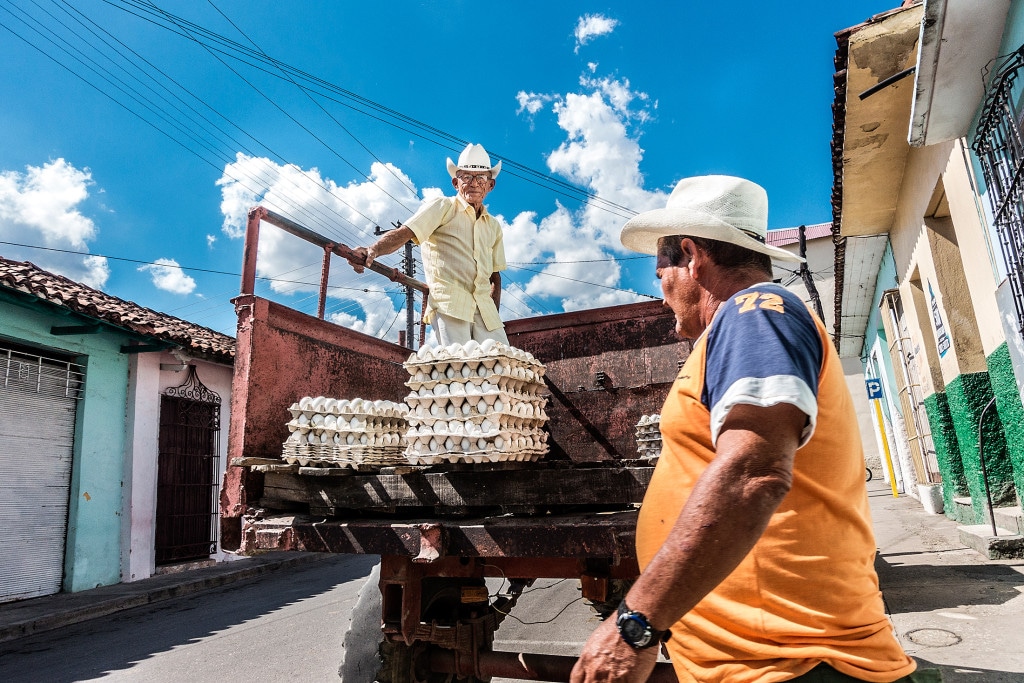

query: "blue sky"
(0, 1), (897, 339)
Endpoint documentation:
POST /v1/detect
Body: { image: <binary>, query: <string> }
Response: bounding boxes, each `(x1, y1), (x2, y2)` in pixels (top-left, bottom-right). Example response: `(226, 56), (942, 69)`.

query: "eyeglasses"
(456, 174), (492, 185)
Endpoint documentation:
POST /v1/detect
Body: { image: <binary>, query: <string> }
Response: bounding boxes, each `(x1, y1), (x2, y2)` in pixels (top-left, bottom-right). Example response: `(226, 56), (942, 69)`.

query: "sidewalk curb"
(0, 552), (331, 645)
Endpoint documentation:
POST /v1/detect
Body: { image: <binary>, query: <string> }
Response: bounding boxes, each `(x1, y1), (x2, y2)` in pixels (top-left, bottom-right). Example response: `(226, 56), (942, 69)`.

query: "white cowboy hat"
(447, 143), (502, 179)
(620, 175), (803, 263)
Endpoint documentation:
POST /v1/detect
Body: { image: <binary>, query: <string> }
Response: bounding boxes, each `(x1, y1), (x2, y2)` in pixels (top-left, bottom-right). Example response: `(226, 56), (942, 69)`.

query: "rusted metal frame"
(242, 511), (640, 561)
(380, 557), (638, 647)
(428, 649), (680, 682)
(317, 244), (332, 319)
(252, 205), (428, 292)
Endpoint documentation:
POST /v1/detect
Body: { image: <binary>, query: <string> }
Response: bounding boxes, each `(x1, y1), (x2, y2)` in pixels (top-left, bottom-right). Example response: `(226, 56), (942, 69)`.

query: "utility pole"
(375, 222), (417, 348)
(798, 224), (826, 322)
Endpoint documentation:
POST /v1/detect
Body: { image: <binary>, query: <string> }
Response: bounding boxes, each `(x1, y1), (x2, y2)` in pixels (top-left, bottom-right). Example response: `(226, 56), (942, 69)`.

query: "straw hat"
(447, 143), (502, 179)
(620, 175), (803, 263)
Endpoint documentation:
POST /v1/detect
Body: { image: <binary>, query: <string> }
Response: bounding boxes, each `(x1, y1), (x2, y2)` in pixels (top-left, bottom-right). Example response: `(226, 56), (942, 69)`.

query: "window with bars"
(972, 45), (1024, 336)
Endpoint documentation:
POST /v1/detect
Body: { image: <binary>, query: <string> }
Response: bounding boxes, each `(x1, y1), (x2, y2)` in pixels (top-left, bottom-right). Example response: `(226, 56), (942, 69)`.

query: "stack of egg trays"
(635, 413), (663, 459)
(402, 340), (549, 464)
(282, 396), (410, 467)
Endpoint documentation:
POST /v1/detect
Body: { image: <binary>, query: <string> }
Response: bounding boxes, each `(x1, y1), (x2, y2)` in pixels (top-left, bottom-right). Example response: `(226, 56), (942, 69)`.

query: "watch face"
(619, 614), (651, 647)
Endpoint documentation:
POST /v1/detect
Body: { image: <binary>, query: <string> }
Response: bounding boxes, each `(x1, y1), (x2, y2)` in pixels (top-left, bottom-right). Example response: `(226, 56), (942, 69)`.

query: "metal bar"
(256, 206), (429, 293)
(318, 244), (332, 320)
(978, 396), (999, 537)
(428, 648), (679, 682)
(241, 207), (263, 296)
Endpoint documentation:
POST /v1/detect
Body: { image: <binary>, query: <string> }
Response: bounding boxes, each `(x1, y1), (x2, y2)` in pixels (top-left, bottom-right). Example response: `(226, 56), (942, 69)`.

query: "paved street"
(0, 553), (600, 683)
(0, 554), (379, 682)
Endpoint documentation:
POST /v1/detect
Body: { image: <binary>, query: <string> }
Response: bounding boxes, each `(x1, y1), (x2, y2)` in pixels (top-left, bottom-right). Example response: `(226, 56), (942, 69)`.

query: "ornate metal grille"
(155, 366), (221, 565)
(972, 45), (1024, 335)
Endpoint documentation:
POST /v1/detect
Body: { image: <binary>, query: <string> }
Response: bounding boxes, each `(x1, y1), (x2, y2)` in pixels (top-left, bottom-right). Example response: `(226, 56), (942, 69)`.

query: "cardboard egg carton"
(404, 428), (549, 464)
(635, 413), (662, 459)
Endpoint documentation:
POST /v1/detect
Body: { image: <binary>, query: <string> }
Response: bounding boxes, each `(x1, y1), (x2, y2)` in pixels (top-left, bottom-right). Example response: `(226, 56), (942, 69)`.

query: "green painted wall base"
(946, 372), (1016, 524)
(987, 343), (1024, 506)
(924, 392), (966, 520)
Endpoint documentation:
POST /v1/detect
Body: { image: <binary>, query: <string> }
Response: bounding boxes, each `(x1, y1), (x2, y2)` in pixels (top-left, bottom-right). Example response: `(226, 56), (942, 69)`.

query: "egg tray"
(281, 443), (409, 468)
(405, 411), (548, 432)
(287, 416), (409, 434)
(404, 374), (545, 398)
(406, 358), (544, 385)
(407, 397), (546, 419)
(635, 434), (663, 444)
(405, 429), (548, 456)
(405, 339), (545, 370)
(405, 382), (544, 401)
(406, 447), (547, 465)
(406, 420), (548, 440)
(290, 396), (407, 415)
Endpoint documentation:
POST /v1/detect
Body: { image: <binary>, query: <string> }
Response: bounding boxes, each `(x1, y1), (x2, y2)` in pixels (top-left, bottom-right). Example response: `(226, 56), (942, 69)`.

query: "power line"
(0, 240), (391, 294)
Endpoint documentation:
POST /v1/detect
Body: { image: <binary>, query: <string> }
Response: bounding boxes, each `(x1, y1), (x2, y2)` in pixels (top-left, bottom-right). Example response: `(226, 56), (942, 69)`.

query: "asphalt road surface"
(0, 554), (601, 682)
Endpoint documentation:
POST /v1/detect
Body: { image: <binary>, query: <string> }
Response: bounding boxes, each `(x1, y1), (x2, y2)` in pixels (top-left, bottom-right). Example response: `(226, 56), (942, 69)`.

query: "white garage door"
(0, 345), (84, 603)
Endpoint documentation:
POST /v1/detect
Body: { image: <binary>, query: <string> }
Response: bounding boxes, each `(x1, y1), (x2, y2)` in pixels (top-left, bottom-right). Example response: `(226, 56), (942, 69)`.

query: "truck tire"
(339, 562), (385, 682)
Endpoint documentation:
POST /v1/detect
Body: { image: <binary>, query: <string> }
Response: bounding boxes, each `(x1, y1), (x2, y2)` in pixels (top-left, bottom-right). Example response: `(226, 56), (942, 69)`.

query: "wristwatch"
(615, 600), (670, 649)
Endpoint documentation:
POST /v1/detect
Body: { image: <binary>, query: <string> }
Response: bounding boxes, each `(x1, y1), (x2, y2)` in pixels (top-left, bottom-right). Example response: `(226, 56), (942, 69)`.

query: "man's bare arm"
(571, 401), (805, 683)
(350, 226), (415, 273)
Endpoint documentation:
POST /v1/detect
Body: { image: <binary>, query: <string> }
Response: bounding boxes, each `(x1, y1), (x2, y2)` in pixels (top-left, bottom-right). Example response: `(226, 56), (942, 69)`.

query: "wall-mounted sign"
(865, 378), (883, 400)
(928, 280), (951, 358)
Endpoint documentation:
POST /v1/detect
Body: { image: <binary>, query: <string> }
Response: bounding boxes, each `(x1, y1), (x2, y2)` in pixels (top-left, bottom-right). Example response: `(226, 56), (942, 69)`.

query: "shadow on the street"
(913, 656), (1024, 683)
(874, 554), (1023, 612)
(0, 553), (378, 683)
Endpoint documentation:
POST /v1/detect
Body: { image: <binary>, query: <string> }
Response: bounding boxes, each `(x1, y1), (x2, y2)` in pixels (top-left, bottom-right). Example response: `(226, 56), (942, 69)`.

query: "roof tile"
(0, 256), (234, 363)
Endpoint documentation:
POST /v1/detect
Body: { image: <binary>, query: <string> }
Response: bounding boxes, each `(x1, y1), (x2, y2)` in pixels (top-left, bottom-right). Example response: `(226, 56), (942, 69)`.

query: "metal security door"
(154, 366), (221, 564)
(0, 345), (84, 603)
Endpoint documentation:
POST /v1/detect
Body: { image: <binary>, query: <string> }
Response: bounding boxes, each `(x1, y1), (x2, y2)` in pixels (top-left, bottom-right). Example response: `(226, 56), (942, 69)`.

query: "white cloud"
(0, 158), (109, 288)
(206, 234), (217, 248)
(574, 14), (618, 53)
(138, 258), (196, 295)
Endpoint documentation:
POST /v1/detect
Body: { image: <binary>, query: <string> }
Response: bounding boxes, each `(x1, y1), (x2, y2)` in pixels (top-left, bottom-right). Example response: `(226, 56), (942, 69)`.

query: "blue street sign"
(865, 379), (883, 400)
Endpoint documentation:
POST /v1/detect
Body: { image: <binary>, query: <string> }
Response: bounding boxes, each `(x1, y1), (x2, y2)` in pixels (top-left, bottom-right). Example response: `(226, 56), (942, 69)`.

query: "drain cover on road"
(904, 628), (962, 647)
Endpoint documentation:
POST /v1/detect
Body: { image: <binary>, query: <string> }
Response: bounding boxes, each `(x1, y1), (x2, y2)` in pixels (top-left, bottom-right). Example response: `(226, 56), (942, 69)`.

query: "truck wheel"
(339, 562), (384, 682)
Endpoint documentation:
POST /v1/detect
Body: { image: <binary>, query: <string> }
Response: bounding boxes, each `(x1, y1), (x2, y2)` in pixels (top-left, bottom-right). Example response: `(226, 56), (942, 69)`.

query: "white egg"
(430, 404), (442, 417)
(481, 419), (494, 432)
(449, 382), (466, 396)
(494, 436), (505, 449)
(444, 437), (456, 450)
(430, 368), (440, 380)
(461, 438), (471, 451)
(346, 434), (356, 445)
(480, 338), (497, 354)
(445, 403), (456, 417)
(464, 339), (481, 355)
(494, 362), (504, 375)
(461, 403), (473, 416)
(493, 399), (503, 413)
(461, 365), (472, 378)
(434, 384), (450, 397)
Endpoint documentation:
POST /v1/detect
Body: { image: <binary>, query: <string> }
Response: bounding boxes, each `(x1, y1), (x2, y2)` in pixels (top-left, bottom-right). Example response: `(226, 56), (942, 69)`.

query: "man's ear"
(452, 177), (460, 191)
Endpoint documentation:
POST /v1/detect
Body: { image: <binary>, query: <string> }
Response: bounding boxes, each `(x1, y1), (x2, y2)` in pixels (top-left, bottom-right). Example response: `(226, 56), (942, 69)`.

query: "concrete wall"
(1, 295), (132, 592)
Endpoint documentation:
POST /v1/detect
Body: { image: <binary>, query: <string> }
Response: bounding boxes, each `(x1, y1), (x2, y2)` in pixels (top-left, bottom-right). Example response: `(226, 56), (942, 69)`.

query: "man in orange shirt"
(352, 143), (507, 346)
(571, 176), (922, 682)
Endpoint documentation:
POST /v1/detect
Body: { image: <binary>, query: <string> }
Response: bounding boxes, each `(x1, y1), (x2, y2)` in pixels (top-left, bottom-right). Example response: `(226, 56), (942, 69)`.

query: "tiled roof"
(0, 256), (234, 363)
(766, 223), (834, 247)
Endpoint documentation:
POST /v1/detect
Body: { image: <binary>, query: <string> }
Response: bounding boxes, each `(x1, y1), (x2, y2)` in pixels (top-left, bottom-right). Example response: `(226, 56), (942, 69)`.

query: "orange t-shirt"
(636, 284), (915, 682)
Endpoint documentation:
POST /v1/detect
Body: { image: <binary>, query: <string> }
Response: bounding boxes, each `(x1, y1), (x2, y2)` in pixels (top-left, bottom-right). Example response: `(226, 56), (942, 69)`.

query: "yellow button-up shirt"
(405, 194), (506, 330)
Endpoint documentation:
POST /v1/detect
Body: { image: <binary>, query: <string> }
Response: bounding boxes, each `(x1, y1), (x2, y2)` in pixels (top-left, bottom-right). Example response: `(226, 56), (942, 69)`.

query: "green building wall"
(987, 343), (1024, 505)
(923, 392), (967, 520)
(945, 370), (1016, 524)
(1, 293), (134, 593)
